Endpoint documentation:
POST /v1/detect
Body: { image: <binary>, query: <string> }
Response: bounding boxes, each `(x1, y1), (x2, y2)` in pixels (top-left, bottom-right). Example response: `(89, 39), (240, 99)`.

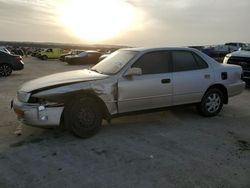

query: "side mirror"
(124, 67), (142, 77)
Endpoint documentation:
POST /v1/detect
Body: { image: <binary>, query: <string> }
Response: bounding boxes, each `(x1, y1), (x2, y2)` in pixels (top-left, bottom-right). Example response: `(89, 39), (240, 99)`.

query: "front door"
(118, 51), (173, 113)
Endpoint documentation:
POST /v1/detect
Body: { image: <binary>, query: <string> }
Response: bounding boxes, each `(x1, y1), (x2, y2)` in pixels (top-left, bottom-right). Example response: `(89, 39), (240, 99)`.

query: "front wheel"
(64, 98), (102, 138)
(0, 64), (12, 77)
(197, 88), (224, 117)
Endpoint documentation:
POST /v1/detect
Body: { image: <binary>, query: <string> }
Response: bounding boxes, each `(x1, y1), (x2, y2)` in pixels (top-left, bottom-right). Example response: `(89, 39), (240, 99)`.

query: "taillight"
(15, 56), (22, 61)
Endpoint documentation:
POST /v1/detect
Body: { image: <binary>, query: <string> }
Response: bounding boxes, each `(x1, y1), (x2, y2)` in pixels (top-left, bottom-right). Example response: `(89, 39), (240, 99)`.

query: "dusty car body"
(12, 47), (245, 138)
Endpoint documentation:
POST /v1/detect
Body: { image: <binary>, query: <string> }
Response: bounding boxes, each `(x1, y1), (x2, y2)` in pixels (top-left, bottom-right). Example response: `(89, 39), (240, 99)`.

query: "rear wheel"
(0, 64), (12, 77)
(64, 98), (102, 138)
(197, 88), (223, 117)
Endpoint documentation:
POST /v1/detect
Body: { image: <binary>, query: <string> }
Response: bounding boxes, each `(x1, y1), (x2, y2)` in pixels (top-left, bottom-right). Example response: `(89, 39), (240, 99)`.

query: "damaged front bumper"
(11, 96), (63, 127)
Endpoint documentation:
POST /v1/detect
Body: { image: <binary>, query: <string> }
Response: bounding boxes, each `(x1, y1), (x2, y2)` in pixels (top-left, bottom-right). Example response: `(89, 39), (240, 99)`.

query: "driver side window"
(132, 51), (170, 75)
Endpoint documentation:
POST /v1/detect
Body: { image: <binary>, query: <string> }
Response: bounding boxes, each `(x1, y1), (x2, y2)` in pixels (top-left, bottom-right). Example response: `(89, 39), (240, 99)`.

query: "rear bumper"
(12, 61), (24, 71)
(227, 81), (245, 97)
(12, 96), (63, 127)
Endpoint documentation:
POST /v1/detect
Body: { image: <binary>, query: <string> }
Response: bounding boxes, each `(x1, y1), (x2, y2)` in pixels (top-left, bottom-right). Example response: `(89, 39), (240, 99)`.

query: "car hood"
(230, 50), (250, 58)
(20, 69), (108, 92)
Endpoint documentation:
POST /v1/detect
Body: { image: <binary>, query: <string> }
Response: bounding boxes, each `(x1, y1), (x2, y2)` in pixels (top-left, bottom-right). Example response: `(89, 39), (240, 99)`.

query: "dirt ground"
(0, 57), (250, 188)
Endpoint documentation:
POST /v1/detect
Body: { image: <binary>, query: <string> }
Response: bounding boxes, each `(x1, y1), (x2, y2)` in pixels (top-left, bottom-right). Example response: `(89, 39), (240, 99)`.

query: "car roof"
(0, 50), (11, 55)
(120, 47), (220, 67)
(86, 50), (100, 53)
(121, 47), (198, 53)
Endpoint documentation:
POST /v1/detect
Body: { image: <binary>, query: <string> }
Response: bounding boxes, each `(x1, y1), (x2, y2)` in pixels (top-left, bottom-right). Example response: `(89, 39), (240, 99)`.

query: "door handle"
(161, 78), (171, 84)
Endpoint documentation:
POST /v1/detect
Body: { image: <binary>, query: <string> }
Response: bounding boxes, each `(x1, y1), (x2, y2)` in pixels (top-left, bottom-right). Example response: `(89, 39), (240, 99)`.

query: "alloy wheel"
(205, 93), (221, 113)
(0, 64), (12, 77)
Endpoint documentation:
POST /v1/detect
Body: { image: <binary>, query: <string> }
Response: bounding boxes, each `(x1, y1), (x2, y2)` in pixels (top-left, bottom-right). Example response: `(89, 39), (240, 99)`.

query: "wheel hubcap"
(205, 93), (221, 113)
(0, 65), (11, 76)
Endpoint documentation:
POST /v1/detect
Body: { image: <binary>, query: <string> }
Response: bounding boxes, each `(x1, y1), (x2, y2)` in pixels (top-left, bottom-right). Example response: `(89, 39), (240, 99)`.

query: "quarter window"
(193, 53), (208, 69)
(132, 51), (170, 74)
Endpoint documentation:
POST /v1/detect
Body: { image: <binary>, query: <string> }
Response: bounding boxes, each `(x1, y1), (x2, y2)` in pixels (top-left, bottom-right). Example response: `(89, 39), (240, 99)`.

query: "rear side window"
(172, 51), (199, 72)
(0, 51), (8, 58)
(132, 51), (170, 74)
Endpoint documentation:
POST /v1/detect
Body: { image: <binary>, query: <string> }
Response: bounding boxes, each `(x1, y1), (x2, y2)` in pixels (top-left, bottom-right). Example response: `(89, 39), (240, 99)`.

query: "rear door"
(118, 51), (173, 113)
(171, 50), (212, 105)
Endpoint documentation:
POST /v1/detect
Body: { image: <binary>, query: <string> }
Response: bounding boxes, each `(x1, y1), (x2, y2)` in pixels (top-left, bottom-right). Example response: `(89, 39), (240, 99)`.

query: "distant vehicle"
(11, 48), (24, 56)
(65, 51), (102, 65)
(202, 42), (246, 57)
(12, 47), (245, 138)
(31, 49), (42, 57)
(223, 44), (250, 83)
(0, 46), (11, 54)
(0, 50), (24, 77)
(239, 43), (250, 51)
(38, 48), (63, 60)
(98, 54), (110, 62)
(59, 50), (84, 62)
(225, 43), (246, 51)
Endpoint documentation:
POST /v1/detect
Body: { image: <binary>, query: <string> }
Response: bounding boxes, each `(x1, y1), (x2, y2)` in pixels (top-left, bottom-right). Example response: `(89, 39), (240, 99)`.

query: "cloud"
(0, 0), (59, 26)
(112, 0), (250, 46)
(0, 0), (249, 46)
(0, 0), (73, 42)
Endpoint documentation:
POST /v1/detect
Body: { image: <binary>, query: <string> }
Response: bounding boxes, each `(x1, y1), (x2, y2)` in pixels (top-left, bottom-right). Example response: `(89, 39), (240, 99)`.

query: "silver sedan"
(12, 47), (245, 138)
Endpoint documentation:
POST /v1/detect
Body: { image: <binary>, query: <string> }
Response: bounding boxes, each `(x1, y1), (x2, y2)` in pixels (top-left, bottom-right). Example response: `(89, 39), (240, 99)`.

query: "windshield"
(79, 51), (87, 57)
(91, 50), (138, 75)
(241, 44), (250, 51)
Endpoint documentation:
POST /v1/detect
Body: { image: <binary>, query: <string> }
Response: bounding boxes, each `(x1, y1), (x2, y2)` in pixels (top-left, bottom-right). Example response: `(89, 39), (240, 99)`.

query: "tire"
(64, 97), (102, 138)
(197, 88), (224, 117)
(0, 64), (12, 77)
(42, 55), (48, 60)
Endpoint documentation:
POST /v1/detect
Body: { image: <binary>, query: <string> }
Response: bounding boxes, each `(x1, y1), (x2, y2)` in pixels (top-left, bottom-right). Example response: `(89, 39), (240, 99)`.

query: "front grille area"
(228, 56), (250, 71)
(28, 96), (39, 103)
(243, 71), (250, 78)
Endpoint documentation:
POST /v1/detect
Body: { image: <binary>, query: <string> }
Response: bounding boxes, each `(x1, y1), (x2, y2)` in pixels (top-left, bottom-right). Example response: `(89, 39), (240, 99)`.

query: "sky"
(0, 0), (249, 47)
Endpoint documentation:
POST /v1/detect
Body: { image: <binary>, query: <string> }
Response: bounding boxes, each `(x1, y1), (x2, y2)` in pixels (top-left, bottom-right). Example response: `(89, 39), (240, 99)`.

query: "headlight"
(17, 91), (31, 102)
(223, 54), (232, 64)
(223, 56), (229, 64)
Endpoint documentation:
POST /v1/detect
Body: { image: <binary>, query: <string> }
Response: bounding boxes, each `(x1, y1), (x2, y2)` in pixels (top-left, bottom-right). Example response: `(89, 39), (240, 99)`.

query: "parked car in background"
(224, 43), (246, 52)
(223, 44), (250, 84)
(98, 54), (110, 62)
(31, 49), (42, 57)
(11, 48), (24, 56)
(0, 50), (24, 77)
(38, 48), (63, 60)
(0, 46), (11, 54)
(202, 42), (246, 57)
(12, 47), (245, 138)
(65, 50), (102, 65)
(59, 50), (84, 62)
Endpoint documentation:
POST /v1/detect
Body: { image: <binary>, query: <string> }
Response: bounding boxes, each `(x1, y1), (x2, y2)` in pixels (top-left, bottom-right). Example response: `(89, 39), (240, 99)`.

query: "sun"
(58, 0), (136, 42)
